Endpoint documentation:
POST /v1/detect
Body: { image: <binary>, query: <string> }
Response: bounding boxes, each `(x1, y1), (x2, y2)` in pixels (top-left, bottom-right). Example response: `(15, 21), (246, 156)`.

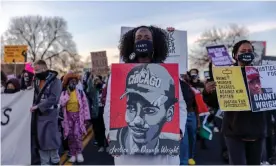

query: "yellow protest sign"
(4, 45), (28, 63)
(213, 66), (251, 111)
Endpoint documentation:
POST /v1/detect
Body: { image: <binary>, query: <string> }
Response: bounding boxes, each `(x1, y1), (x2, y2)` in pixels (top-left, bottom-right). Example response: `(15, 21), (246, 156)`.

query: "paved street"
(77, 133), (226, 165)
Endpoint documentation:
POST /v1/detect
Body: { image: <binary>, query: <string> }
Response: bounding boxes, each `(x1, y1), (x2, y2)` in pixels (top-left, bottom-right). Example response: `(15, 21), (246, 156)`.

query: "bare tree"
(2, 15), (78, 71)
(1, 36), (4, 61)
(51, 52), (84, 75)
(189, 24), (249, 69)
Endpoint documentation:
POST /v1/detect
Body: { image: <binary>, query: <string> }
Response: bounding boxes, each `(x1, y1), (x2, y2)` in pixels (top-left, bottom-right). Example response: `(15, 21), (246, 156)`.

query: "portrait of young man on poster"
(109, 64), (180, 156)
(246, 67), (263, 95)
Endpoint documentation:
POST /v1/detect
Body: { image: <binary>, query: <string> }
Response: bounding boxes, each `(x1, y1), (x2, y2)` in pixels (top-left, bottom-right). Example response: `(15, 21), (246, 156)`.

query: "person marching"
(203, 40), (267, 165)
(103, 25), (188, 165)
(59, 72), (91, 163)
(31, 60), (62, 165)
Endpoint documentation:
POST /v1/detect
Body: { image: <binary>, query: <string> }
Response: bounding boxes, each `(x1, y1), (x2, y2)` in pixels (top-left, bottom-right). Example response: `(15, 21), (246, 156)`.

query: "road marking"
(63, 130), (94, 165)
(60, 125), (93, 165)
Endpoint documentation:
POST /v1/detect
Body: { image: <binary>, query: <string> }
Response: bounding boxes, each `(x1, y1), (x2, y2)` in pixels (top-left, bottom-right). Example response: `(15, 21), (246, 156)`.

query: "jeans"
(225, 137), (264, 165)
(180, 112), (197, 165)
(39, 149), (60, 165)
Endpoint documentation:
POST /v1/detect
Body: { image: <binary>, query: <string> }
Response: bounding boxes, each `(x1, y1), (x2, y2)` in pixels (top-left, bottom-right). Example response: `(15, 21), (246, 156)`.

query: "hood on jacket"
(5, 78), (21, 93)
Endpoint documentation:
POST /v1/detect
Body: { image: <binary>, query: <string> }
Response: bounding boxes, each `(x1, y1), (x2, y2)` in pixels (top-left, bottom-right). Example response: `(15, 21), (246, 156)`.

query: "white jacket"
(103, 74), (187, 165)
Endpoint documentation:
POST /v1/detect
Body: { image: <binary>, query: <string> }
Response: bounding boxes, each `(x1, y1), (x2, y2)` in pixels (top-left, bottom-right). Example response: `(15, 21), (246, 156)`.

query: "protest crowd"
(1, 25), (276, 166)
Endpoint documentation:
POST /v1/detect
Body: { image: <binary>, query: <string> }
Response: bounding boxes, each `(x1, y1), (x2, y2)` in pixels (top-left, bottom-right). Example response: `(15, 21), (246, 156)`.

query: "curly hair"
(119, 25), (169, 63)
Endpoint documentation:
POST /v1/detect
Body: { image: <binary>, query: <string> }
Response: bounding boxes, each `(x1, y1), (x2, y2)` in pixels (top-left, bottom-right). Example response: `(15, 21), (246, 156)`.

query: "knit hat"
(24, 63), (34, 74)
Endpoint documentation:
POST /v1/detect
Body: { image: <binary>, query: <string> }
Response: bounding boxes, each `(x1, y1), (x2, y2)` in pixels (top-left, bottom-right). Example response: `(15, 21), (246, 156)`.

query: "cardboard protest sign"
(262, 56), (276, 65)
(206, 45), (233, 66)
(245, 65), (276, 112)
(120, 26), (188, 74)
(90, 51), (109, 75)
(212, 66), (251, 111)
(4, 45), (28, 63)
(109, 63), (180, 156)
(250, 41), (266, 66)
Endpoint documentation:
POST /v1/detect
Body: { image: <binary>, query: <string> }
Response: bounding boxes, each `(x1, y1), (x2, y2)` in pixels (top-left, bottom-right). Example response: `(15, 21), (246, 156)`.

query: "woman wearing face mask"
(103, 25), (187, 165)
(203, 40), (267, 165)
(4, 78), (21, 94)
(59, 73), (91, 163)
(189, 69), (204, 92)
(21, 67), (34, 90)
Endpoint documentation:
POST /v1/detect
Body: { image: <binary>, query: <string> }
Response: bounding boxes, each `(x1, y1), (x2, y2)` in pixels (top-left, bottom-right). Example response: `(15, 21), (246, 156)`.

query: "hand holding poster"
(206, 45), (233, 66)
(1, 89), (33, 165)
(109, 63), (180, 156)
(245, 65), (276, 112)
(213, 66), (251, 111)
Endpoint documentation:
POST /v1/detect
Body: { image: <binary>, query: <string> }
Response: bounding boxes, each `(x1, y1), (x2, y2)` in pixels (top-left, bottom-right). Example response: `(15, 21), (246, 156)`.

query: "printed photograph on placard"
(250, 41), (266, 66)
(212, 66), (251, 111)
(109, 63), (180, 156)
(245, 65), (276, 112)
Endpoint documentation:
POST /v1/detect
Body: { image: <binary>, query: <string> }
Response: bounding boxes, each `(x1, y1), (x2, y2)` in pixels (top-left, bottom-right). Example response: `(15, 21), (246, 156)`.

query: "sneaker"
(261, 161), (270, 165)
(68, 156), (76, 163)
(76, 153), (84, 163)
(214, 127), (219, 132)
(188, 158), (196, 165)
(98, 147), (105, 152)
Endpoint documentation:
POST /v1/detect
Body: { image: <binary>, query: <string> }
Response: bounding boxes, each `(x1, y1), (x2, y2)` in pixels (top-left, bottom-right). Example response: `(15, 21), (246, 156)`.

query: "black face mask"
(4, 89), (16, 94)
(190, 74), (198, 80)
(35, 71), (48, 80)
(237, 52), (255, 65)
(68, 83), (76, 91)
(129, 40), (154, 60)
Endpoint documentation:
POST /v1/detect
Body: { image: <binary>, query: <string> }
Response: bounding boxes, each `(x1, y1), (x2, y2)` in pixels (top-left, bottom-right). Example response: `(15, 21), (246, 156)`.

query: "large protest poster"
(206, 45), (233, 66)
(212, 66), (251, 111)
(90, 51), (109, 75)
(4, 45), (28, 63)
(109, 63), (180, 155)
(250, 41), (266, 66)
(245, 65), (276, 112)
(1, 89), (33, 165)
(120, 26), (188, 74)
(262, 56), (276, 65)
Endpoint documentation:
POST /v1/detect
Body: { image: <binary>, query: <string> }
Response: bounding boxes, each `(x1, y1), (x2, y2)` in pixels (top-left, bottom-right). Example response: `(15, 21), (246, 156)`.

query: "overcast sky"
(1, 1), (276, 65)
